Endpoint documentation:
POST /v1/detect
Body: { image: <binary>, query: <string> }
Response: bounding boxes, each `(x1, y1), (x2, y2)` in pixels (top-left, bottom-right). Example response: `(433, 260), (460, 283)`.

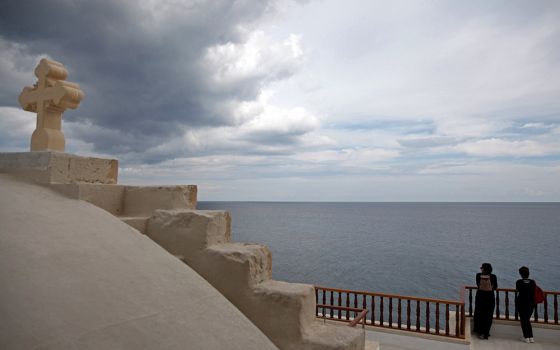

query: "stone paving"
(469, 335), (560, 350)
(376, 334), (560, 350)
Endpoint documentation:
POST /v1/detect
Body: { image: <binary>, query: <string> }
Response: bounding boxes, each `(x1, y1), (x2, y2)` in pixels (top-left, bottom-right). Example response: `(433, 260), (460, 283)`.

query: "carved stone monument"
(0, 58), (116, 184)
(18, 58), (84, 152)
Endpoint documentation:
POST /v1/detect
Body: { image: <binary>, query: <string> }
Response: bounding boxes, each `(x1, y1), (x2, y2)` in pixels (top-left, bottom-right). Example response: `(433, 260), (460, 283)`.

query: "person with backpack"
(473, 263), (498, 339)
(516, 266), (537, 343)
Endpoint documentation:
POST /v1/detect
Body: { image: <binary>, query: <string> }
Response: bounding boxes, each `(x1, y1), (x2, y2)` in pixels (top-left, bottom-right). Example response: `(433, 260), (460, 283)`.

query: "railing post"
(468, 288), (473, 316)
(322, 288), (326, 315)
(346, 292), (350, 320)
(445, 304), (450, 336)
(415, 300), (420, 332)
(505, 291), (510, 320)
(425, 302), (430, 333)
(338, 291), (342, 319)
(406, 299), (411, 330)
(389, 297), (393, 328)
(330, 291), (334, 318)
(380, 296), (384, 327)
(455, 305), (460, 337)
(495, 290), (500, 319)
(371, 295), (375, 325)
(435, 302), (440, 335)
(461, 303), (466, 338)
(543, 293), (548, 323)
(398, 298), (402, 329)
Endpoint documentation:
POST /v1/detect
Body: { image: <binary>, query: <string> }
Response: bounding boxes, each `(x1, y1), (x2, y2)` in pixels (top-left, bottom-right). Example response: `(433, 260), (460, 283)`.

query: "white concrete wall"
(0, 175), (278, 350)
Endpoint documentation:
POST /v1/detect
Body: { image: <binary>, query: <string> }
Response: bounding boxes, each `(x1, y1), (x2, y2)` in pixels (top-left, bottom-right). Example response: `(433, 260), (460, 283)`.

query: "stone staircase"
(49, 182), (370, 350)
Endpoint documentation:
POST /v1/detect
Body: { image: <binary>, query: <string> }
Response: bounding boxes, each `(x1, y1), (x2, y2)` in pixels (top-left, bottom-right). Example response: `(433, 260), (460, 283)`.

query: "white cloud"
(454, 138), (554, 157)
(0, 38), (47, 104)
(0, 107), (35, 136)
(294, 148), (399, 164)
(202, 30), (305, 91)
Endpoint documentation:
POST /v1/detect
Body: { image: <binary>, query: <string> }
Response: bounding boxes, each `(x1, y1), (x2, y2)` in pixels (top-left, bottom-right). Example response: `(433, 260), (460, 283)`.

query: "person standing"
(516, 266), (536, 343)
(473, 263), (498, 339)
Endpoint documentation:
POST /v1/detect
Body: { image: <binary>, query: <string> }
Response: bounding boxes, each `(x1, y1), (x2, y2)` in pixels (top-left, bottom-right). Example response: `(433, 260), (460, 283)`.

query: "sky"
(0, 0), (559, 201)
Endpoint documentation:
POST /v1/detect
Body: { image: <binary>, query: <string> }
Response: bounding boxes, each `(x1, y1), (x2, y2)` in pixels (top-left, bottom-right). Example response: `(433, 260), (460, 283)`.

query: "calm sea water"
(198, 202), (560, 300)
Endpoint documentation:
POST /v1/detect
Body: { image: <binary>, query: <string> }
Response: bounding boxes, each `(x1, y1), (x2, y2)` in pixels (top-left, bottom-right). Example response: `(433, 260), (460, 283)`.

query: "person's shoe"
(520, 337), (530, 343)
(529, 338), (535, 343)
(479, 335), (486, 339)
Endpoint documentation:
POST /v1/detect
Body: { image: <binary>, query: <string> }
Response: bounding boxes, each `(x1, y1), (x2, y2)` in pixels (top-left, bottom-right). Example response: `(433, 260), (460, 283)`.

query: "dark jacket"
(516, 278), (535, 308)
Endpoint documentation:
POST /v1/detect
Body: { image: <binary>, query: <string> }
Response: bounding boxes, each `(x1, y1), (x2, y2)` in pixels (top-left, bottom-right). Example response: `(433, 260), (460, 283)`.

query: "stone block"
(146, 209), (230, 259)
(249, 280), (318, 347)
(50, 184), (125, 215)
(123, 186), (197, 216)
(0, 152), (118, 184)
(199, 243), (272, 295)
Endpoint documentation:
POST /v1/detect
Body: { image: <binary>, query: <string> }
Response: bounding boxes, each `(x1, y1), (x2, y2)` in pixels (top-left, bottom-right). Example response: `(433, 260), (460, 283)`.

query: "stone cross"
(18, 58), (84, 152)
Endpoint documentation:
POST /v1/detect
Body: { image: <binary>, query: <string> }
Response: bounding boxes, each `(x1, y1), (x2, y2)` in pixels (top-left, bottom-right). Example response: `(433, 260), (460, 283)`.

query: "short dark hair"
(481, 263), (493, 274)
(519, 266), (530, 278)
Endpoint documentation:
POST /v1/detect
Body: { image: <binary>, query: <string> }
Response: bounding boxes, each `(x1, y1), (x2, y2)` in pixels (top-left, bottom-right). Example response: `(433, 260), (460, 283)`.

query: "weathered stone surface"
(50, 184), (125, 215)
(192, 243), (273, 302)
(123, 186), (197, 216)
(146, 209), (230, 259)
(0, 152), (118, 184)
(205, 243), (272, 288)
(249, 280), (318, 345)
(145, 208), (365, 350)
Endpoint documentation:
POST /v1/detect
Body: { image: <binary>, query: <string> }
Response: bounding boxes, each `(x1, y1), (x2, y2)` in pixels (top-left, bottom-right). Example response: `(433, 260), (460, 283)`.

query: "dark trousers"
(518, 306), (534, 338)
(473, 291), (495, 336)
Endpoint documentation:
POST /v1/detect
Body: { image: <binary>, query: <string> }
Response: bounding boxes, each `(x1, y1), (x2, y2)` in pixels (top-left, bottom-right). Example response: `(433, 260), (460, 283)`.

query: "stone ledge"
(0, 152), (118, 184)
(124, 186), (197, 215)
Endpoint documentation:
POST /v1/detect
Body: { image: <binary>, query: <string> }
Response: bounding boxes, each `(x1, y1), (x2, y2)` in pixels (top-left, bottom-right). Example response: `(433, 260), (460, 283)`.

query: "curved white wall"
(0, 175), (278, 350)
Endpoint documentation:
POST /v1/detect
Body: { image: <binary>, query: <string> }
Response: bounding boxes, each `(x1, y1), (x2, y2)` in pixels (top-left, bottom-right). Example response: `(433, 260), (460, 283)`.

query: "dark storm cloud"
(0, 0), (278, 155)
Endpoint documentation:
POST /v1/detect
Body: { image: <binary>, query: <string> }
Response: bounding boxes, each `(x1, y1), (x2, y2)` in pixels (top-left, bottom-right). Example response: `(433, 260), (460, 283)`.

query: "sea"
(198, 202), (560, 301)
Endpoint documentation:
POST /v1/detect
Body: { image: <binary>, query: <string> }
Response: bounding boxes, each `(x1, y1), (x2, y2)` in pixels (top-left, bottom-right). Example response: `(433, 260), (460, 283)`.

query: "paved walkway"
(469, 335), (560, 350)
(377, 334), (560, 350)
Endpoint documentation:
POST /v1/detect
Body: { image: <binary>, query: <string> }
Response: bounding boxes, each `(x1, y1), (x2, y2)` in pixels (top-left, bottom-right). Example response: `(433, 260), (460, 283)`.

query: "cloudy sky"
(1, 0), (559, 201)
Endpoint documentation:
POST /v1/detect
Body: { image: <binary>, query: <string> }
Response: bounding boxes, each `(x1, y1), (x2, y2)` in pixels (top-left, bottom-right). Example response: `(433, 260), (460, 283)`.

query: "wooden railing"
(315, 286), (466, 339)
(465, 286), (560, 325)
(317, 304), (368, 328)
